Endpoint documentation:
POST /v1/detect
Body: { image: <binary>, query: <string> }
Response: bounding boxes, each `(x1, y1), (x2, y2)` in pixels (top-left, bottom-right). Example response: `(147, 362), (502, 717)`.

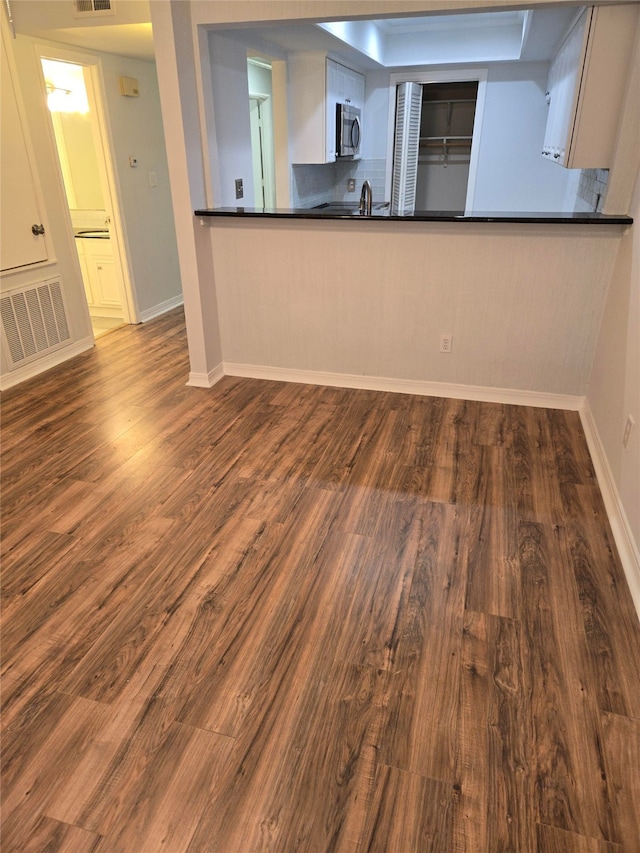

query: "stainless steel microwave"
(336, 103), (361, 158)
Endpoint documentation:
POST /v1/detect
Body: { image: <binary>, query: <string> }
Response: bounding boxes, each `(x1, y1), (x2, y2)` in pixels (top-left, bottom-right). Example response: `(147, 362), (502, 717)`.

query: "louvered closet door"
(392, 82), (422, 213)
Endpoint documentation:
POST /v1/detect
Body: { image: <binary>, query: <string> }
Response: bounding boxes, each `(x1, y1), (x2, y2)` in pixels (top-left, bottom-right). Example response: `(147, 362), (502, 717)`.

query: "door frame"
(248, 93), (276, 208)
(386, 67), (488, 213)
(35, 44), (138, 324)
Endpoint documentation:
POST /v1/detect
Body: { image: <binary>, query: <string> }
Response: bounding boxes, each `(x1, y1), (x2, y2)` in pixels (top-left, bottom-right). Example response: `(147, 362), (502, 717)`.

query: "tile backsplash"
(69, 209), (109, 229)
(575, 169), (609, 212)
(291, 159), (387, 209)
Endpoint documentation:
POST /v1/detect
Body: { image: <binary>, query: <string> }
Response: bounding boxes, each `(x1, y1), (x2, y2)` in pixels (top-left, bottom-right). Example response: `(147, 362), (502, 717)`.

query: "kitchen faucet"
(359, 180), (372, 215)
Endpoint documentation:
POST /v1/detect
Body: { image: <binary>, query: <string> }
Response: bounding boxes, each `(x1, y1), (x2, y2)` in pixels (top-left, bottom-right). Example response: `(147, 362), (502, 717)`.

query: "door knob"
(31, 224), (45, 235)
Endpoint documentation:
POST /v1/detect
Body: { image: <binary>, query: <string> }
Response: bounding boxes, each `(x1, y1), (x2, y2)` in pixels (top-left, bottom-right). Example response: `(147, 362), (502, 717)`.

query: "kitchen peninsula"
(196, 207), (633, 225)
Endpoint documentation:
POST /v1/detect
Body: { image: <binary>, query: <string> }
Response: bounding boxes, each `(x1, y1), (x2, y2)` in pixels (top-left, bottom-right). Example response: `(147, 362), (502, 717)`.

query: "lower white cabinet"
(75, 238), (121, 315)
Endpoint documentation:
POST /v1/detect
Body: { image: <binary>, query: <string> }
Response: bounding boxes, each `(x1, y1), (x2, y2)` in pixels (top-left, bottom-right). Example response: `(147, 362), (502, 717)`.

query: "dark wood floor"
(2, 308), (640, 852)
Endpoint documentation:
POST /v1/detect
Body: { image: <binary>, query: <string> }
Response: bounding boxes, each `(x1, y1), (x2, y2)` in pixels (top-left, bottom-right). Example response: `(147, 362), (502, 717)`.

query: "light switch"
(149, 172), (158, 187)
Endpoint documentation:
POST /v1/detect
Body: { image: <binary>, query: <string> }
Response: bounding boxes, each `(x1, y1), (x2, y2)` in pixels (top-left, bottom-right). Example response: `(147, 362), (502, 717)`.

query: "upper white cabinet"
(289, 53), (364, 164)
(543, 5), (639, 169)
(332, 60), (365, 111)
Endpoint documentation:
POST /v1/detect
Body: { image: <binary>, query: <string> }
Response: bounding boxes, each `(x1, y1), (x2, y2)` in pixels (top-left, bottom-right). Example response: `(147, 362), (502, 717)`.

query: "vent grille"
(74, 0), (113, 15)
(1, 279), (71, 368)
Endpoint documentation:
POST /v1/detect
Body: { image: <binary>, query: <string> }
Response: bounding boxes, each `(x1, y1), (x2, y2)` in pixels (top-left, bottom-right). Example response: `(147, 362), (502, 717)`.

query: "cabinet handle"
(31, 223), (45, 236)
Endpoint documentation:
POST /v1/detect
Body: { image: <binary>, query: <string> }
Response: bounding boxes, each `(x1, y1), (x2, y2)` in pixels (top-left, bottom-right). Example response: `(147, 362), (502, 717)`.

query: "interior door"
(249, 98), (265, 207)
(1, 40), (49, 271)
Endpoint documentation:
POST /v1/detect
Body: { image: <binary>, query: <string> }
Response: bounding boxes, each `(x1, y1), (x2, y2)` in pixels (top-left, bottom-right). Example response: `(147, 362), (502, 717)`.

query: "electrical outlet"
(440, 334), (452, 353)
(235, 178), (244, 200)
(347, 178), (356, 192)
(623, 415), (635, 449)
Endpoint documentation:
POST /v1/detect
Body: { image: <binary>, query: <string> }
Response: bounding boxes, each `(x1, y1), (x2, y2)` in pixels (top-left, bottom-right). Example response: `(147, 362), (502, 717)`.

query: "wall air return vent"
(73, 0), (115, 17)
(1, 279), (71, 369)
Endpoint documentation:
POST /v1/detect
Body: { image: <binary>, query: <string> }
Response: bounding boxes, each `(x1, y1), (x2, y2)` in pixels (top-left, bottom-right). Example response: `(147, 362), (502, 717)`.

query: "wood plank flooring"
(2, 307), (640, 852)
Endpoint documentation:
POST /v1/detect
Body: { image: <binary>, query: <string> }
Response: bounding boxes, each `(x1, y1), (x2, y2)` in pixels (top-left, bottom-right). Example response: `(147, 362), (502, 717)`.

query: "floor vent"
(73, 0), (114, 16)
(1, 279), (71, 368)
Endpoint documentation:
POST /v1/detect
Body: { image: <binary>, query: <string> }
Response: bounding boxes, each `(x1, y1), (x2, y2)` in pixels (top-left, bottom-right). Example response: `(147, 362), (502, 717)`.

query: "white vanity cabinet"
(75, 237), (121, 316)
(289, 53), (364, 164)
(543, 4), (638, 169)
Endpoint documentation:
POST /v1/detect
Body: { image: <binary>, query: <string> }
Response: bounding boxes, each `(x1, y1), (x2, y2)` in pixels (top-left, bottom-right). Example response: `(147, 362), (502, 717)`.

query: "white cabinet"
(543, 5), (638, 169)
(75, 238), (121, 315)
(289, 53), (364, 164)
(333, 60), (365, 110)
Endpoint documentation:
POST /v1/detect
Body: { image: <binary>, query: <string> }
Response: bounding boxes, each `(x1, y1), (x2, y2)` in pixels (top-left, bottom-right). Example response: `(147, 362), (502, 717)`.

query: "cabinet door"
(346, 66), (365, 110)
(0, 37), (49, 271)
(326, 58), (338, 161)
(74, 242), (95, 307)
(92, 257), (120, 308)
(335, 62), (364, 109)
(81, 240), (121, 311)
(543, 5), (637, 169)
(289, 52), (332, 164)
(542, 10), (588, 166)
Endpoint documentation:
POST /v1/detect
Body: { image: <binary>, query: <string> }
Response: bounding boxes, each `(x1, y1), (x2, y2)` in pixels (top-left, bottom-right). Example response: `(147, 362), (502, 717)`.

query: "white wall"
(95, 49), (181, 316)
(210, 218), (621, 398)
(56, 111), (104, 209)
(362, 70), (391, 161)
(587, 170), (640, 547)
(208, 30), (255, 207)
(472, 62), (579, 211)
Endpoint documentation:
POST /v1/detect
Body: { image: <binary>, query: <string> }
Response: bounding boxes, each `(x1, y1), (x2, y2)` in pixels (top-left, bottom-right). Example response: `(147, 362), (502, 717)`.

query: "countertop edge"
(194, 208), (633, 226)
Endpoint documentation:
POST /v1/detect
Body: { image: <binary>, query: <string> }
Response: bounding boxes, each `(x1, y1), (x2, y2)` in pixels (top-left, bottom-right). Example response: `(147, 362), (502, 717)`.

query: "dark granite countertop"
(195, 205), (632, 225)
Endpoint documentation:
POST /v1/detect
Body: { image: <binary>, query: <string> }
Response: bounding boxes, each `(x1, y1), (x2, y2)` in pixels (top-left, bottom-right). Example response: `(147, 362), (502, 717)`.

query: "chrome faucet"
(359, 180), (372, 215)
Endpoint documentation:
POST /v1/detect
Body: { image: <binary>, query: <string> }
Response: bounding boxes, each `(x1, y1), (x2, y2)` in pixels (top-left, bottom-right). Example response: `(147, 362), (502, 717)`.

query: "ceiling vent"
(73, 0), (115, 17)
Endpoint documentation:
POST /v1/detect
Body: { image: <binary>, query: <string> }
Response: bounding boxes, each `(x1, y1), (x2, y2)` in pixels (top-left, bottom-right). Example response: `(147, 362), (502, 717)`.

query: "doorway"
(39, 54), (135, 338)
(417, 81), (478, 210)
(388, 69), (487, 213)
(247, 58), (276, 209)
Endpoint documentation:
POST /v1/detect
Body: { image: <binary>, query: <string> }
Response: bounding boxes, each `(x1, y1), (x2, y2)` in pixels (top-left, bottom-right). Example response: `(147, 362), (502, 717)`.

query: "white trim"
(385, 67), (488, 211)
(187, 363), (224, 388)
(138, 294), (184, 323)
(0, 337), (94, 391)
(34, 43), (140, 324)
(580, 399), (640, 620)
(223, 362), (583, 410)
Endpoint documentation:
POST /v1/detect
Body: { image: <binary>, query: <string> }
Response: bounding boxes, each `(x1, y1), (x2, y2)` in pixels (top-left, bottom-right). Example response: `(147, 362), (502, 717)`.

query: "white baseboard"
(187, 363), (224, 388)
(580, 401), (640, 620)
(223, 362), (584, 411)
(138, 294), (184, 323)
(0, 337), (94, 392)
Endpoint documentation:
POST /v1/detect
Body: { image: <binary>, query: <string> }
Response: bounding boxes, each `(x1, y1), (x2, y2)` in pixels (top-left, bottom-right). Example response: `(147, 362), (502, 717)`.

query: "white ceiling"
(42, 23), (156, 62)
(13, 6), (578, 67)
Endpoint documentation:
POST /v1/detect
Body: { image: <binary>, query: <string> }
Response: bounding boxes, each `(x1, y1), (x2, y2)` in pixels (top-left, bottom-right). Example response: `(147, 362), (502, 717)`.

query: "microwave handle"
(351, 115), (361, 152)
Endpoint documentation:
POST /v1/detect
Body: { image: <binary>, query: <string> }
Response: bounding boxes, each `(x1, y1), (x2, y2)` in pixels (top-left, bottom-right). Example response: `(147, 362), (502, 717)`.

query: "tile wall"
(291, 158), (387, 208)
(575, 168), (609, 212)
